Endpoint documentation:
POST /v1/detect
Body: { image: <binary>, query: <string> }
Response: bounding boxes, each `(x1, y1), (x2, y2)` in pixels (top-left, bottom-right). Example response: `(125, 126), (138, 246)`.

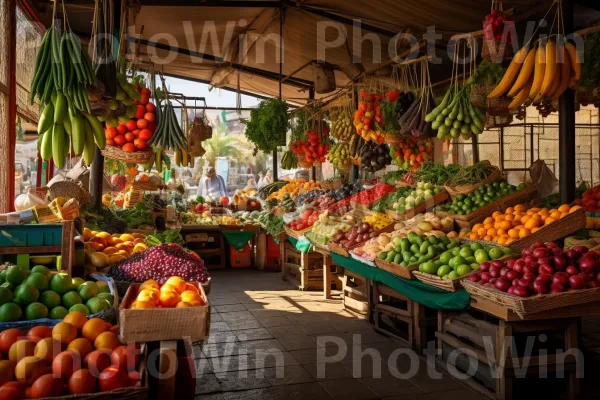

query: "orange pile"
(0, 312), (140, 398)
(461, 204), (582, 246)
(130, 277), (206, 310)
(84, 230), (149, 268)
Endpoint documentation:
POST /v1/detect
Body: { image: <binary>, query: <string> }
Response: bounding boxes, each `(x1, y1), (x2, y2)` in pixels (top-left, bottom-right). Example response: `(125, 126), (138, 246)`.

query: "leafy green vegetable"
(382, 170), (407, 185)
(414, 163), (462, 185)
(81, 204), (127, 234)
(468, 60), (506, 86)
(115, 202), (154, 229)
(258, 213), (284, 237)
(379, 101), (400, 132)
(145, 229), (185, 246)
(244, 99), (290, 153)
(371, 187), (413, 212)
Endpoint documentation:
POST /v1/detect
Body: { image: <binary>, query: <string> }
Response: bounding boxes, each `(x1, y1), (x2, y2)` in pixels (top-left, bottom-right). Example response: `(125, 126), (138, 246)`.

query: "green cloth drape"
(221, 230), (256, 250)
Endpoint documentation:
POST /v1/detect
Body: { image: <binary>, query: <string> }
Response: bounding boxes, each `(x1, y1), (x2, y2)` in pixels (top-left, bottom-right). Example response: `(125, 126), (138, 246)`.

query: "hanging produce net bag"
(482, 0), (513, 62)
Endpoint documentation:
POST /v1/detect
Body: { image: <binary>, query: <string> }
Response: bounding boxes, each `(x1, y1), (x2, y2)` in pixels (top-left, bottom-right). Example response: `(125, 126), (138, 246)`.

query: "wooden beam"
(7, 0), (17, 212)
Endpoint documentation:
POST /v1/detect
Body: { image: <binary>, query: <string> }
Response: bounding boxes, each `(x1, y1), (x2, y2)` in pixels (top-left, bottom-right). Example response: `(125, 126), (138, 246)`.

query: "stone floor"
(193, 269), (482, 400)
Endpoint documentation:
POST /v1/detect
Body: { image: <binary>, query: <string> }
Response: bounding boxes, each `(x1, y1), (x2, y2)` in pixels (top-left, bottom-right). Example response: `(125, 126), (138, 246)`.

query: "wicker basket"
(47, 180), (91, 205)
(328, 222), (395, 257)
(482, 39), (513, 63)
(102, 146), (154, 164)
(136, 180), (161, 191)
(283, 225), (312, 240)
(462, 279), (600, 317)
(470, 81), (511, 116)
(374, 259), (416, 280)
(412, 271), (464, 292)
(485, 113), (514, 129)
(444, 164), (501, 198)
(386, 191), (449, 221)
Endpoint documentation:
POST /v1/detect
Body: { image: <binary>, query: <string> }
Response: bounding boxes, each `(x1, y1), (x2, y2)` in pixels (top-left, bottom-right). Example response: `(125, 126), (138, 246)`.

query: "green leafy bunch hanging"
(244, 98), (290, 153)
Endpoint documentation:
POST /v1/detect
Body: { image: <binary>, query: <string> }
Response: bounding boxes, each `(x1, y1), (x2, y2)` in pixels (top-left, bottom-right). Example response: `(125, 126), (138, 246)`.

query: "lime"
(62, 291), (82, 309)
(470, 242), (484, 251)
(86, 297), (111, 314)
(456, 265), (473, 277)
(96, 293), (114, 305)
(40, 291), (61, 309)
(465, 256), (476, 264)
(475, 249), (490, 264)
(421, 261), (438, 275)
(78, 282), (98, 301)
(69, 304), (90, 316)
(14, 284), (39, 305)
(6, 265), (29, 286)
(31, 265), (50, 276)
(96, 281), (110, 294)
(0, 302), (22, 322)
(437, 265), (452, 277)
(488, 248), (504, 260)
(25, 302), (48, 320)
(0, 270), (6, 284)
(24, 273), (49, 292)
(49, 306), (68, 320)
(439, 252), (453, 265)
(459, 247), (473, 258)
(471, 263), (480, 270)
(448, 271), (460, 280)
(50, 273), (73, 295)
(449, 256), (467, 269)
(0, 287), (12, 306)
(71, 277), (85, 290)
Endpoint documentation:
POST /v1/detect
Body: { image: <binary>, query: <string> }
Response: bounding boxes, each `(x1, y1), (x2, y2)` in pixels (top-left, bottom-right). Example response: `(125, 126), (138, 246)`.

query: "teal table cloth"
(221, 230), (256, 251)
(330, 253), (470, 311)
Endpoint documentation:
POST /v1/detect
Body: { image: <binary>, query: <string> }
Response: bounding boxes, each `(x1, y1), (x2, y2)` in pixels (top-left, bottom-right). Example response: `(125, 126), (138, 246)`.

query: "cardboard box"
(119, 282), (210, 343)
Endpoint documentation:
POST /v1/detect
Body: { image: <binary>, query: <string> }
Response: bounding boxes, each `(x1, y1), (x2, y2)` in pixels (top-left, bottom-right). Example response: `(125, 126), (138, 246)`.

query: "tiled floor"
(193, 269), (482, 400)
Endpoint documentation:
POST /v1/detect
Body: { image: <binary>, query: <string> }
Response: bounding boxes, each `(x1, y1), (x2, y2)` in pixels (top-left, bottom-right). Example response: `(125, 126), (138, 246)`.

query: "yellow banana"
(190, 156), (195, 168)
(540, 40), (557, 97)
(529, 46), (546, 100)
(507, 48), (536, 97)
(508, 81), (532, 110)
(182, 148), (189, 167)
(565, 41), (581, 81)
(174, 149), (181, 166)
(488, 46), (529, 99)
(552, 46), (572, 99)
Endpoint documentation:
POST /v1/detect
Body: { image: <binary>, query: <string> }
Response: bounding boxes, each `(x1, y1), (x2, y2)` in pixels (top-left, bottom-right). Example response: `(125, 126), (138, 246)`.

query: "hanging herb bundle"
(244, 98), (289, 153)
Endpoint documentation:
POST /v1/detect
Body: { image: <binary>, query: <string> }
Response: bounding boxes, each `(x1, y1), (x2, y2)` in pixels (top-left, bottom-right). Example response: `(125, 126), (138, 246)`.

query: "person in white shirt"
(199, 167), (227, 200)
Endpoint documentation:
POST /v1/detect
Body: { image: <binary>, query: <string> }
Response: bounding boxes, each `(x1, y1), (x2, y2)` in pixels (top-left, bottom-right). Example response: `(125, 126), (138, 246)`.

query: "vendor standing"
(198, 167), (228, 200)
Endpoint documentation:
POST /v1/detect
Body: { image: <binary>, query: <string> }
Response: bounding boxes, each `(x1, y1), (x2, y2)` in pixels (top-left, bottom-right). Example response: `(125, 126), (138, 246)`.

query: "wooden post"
(323, 252), (332, 299)
(6, 0), (17, 212)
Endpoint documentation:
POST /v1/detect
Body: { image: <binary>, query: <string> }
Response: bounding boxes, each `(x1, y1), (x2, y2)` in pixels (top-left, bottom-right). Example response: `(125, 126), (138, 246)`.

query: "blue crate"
(0, 224), (63, 247)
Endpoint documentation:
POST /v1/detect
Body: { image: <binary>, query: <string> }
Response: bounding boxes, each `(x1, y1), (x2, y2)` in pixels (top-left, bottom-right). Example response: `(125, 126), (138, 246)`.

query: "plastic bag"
(530, 159), (559, 199)
(14, 193), (46, 211)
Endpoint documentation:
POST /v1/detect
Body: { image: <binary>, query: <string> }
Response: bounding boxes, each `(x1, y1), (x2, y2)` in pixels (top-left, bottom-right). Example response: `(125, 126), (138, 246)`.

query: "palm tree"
(202, 130), (248, 166)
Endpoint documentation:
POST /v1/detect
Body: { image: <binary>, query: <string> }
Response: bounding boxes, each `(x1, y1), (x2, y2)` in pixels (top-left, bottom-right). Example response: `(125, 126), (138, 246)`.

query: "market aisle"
(193, 269), (483, 400)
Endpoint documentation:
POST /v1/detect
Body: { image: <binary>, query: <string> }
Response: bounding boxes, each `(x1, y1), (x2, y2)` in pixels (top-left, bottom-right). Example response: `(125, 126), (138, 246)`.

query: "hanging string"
(236, 70), (242, 116)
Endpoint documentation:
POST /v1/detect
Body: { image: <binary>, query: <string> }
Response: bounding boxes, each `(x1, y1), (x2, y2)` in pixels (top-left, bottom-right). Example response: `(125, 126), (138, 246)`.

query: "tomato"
(68, 369), (96, 394)
(148, 120), (157, 132)
(136, 119), (149, 129)
(113, 135), (126, 146)
(145, 103), (156, 113)
(111, 346), (139, 371)
(30, 374), (62, 398)
(98, 366), (127, 392)
(105, 127), (117, 139)
(116, 124), (127, 136)
(140, 88), (151, 97)
(138, 129), (152, 140)
(123, 133), (134, 143)
(135, 105), (146, 120)
(134, 138), (147, 150)
(125, 120), (137, 132)
(0, 382), (25, 400)
(139, 94), (150, 105)
(122, 143), (135, 153)
(106, 138), (115, 146)
(144, 113), (155, 122)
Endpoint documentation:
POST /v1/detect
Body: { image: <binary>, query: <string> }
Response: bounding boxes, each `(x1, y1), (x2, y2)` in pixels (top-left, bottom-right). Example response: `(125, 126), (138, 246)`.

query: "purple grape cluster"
(109, 244), (210, 284)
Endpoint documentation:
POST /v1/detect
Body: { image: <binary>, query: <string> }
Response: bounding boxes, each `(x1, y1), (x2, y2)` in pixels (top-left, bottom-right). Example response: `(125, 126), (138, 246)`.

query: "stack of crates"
(265, 235), (281, 271)
(229, 244), (252, 268)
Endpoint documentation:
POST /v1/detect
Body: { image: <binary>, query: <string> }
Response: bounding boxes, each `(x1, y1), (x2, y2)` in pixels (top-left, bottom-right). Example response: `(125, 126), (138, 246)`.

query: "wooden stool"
(372, 282), (437, 353)
(148, 339), (196, 400)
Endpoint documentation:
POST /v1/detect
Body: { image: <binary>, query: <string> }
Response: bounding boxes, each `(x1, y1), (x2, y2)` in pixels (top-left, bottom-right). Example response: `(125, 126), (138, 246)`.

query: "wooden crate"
(342, 270), (369, 315)
(436, 309), (581, 400)
(372, 283), (437, 353)
(281, 241), (341, 292)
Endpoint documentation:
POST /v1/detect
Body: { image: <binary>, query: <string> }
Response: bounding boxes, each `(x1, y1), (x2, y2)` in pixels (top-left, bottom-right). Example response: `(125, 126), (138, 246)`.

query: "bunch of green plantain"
(327, 142), (351, 169)
(330, 108), (354, 142)
(96, 71), (142, 127)
(281, 150), (298, 170)
(32, 27), (105, 167)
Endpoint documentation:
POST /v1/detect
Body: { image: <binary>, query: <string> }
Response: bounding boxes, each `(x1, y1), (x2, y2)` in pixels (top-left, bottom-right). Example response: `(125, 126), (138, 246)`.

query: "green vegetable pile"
(371, 187), (413, 213)
(81, 204), (127, 234)
(381, 170), (407, 185)
(377, 232), (457, 268)
(244, 98), (289, 153)
(438, 181), (527, 216)
(258, 213), (284, 237)
(145, 229), (185, 247)
(448, 162), (495, 186)
(468, 60), (506, 86)
(414, 162), (461, 185)
(116, 202), (154, 228)
(379, 101), (400, 132)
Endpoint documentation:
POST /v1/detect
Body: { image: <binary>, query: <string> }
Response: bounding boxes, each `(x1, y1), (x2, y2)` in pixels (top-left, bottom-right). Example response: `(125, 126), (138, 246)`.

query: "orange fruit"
(531, 227), (540, 233)
(524, 219), (540, 230)
(492, 211), (502, 219)
(469, 233), (479, 240)
(508, 229), (520, 239)
(180, 291), (202, 304)
(486, 228), (497, 237)
(68, 338), (93, 359)
(52, 322), (78, 346)
(34, 338), (61, 363)
(519, 228), (531, 239)
(176, 301), (197, 308)
(558, 204), (571, 213)
(63, 312), (89, 332)
(94, 332), (121, 351)
(68, 368), (97, 394)
(496, 228), (507, 237)
(159, 289), (181, 308)
(136, 289), (159, 304)
(544, 217), (557, 226)
(164, 277), (186, 294)
(550, 211), (562, 219)
(496, 237), (507, 245)
(8, 340), (35, 363)
(26, 327), (52, 344)
(83, 228), (92, 241)
(504, 214), (514, 222)
(109, 325), (119, 334)
(514, 204), (526, 212)
(483, 235), (493, 242)
(570, 205), (582, 213)
(52, 350), (79, 380)
(130, 301), (155, 309)
(483, 217), (494, 226)
(505, 207), (514, 214)
(184, 283), (200, 294)
(472, 224), (484, 232)
(499, 221), (513, 230)
(139, 280), (160, 291)
(15, 356), (47, 385)
(477, 227), (487, 237)
(0, 330), (24, 354)
(82, 319), (110, 343)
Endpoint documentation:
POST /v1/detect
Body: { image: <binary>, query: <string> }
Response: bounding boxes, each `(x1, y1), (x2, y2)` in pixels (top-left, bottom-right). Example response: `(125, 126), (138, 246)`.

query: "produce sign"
(467, 242), (600, 297)
(0, 313), (142, 396)
(417, 241), (511, 280)
(127, 277), (206, 309)
(463, 204), (583, 246)
(438, 182), (527, 216)
(390, 137), (432, 171)
(353, 90), (385, 143)
(33, 28), (106, 167)
(488, 39), (581, 116)
(389, 182), (446, 214)
(109, 244), (210, 285)
(376, 233), (459, 268)
(0, 265), (113, 323)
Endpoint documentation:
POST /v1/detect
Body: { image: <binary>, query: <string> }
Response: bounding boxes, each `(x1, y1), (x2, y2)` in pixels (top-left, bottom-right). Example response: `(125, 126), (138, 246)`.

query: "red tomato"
(138, 129), (152, 140)
(132, 129), (140, 136)
(148, 121), (157, 132)
(135, 105), (146, 120)
(113, 135), (126, 146)
(0, 382), (25, 400)
(106, 138), (115, 146)
(140, 88), (151, 97)
(122, 143), (135, 153)
(111, 345), (139, 371)
(98, 367), (127, 392)
(116, 124), (127, 136)
(134, 138), (147, 150)
(125, 120), (137, 132)
(144, 113), (155, 122)
(30, 374), (63, 398)
(145, 103), (156, 113)
(136, 119), (149, 129)
(124, 133), (135, 143)
(139, 94), (150, 105)
(105, 127), (117, 139)
(68, 369), (96, 394)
